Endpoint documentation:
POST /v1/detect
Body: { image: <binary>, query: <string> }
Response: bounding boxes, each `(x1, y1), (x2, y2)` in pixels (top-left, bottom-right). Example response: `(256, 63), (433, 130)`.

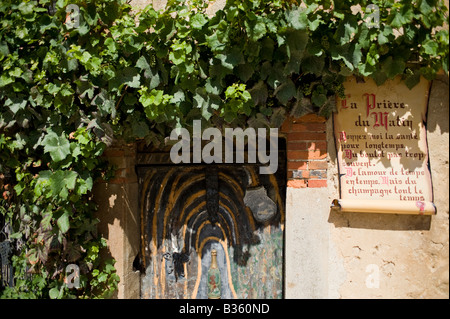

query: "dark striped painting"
(137, 161), (285, 299)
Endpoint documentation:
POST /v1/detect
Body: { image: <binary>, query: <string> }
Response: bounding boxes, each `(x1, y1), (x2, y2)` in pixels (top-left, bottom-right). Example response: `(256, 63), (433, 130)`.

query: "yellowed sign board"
(333, 76), (435, 215)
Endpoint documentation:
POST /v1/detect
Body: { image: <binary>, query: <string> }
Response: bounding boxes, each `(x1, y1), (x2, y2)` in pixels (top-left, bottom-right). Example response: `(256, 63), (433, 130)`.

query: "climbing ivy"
(0, 0), (448, 298)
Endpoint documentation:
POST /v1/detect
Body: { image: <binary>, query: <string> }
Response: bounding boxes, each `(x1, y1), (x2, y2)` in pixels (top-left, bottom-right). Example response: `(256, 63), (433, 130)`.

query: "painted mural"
(137, 161), (285, 299)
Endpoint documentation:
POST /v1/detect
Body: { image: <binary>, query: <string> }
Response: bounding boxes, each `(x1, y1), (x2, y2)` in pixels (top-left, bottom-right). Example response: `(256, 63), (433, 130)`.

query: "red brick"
(287, 150), (327, 160)
(280, 118), (292, 133)
(308, 141), (327, 151)
(99, 177), (136, 184)
(308, 160), (328, 170)
(287, 132), (326, 141)
(292, 170), (309, 179)
(287, 142), (308, 150)
(291, 122), (326, 132)
(307, 150), (327, 160)
(115, 168), (127, 178)
(287, 161), (308, 170)
(308, 170), (327, 179)
(294, 113), (327, 123)
(308, 180), (327, 188)
(287, 150), (309, 160)
(287, 179), (307, 188)
(103, 147), (135, 157)
(290, 123), (308, 132)
(103, 149), (125, 157)
(308, 122), (326, 131)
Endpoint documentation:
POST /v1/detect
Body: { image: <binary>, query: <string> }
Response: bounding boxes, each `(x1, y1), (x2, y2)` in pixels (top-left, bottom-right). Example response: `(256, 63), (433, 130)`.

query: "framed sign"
(332, 76), (435, 215)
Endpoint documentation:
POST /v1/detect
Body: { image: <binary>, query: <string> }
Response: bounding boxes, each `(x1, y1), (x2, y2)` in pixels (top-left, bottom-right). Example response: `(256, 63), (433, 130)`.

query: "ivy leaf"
(191, 13), (208, 29)
(260, 37), (274, 60)
(248, 113), (270, 128)
(207, 31), (225, 52)
(270, 108), (287, 128)
(275, 79), (296, 105)
(122, 67), (141, 88)
(291, 94), (314, 118)
(371, 70), (388, 86)
(285, 7), (308, 30)
(136, 55), (150, 71)
(419, 0), (434, 15)
(216, 47), (244, 69)
(50, 170), (78, 199)
(334, 16), (358, 45)
(0, 41), (10, 59)
(132, 120), (150, 138)
(404, 72), (421, 89)
(98, 272), (108, 282)
(209, 62), (232, 84)
(78, 172), (94, 195)
(42, 132), (71, 162)
(205, 77), (222, 95)
(136, 55), (160, 88)
(378, 32), (390, 46)
(63, 171), (78, 191)
(49, 286), (63, 299)
(285, 30), (308, 58)
(110, 67), (141, 91)
(261, 62), (285, 89)
(311, 91), (327, 107)
(171, 90), (186, 104)
(193, 88), (209, 117)
(5, 95), (27, 114)
(236, 63), (255, 82)
(308, 14), (322, 31)
(36, 170), (78, 199)
(248, 81), (268, 106)
(422, 39), (439, 56)
(381, 56), (405, 78)
(245, 15), (266, 41)
(302, 55), (325, 75)
(57, 211), (70, 234)
(92, 90), (115, 118)
(0, 74), (14, 87)
(388, 5), (414, 29)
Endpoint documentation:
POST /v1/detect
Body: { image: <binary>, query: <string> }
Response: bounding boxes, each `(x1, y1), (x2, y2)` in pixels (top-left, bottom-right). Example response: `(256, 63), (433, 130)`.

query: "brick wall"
(281, 113), (328, 188)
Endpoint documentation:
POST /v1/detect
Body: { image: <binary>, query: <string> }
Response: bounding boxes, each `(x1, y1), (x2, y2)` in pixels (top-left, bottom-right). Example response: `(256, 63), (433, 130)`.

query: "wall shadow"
(426, 74), (449, 135)
(328, 209), (432, 231)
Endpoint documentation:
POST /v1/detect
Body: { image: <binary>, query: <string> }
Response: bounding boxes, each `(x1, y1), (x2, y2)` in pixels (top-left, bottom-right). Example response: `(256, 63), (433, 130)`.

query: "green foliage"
(0, 0), (448, 298)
